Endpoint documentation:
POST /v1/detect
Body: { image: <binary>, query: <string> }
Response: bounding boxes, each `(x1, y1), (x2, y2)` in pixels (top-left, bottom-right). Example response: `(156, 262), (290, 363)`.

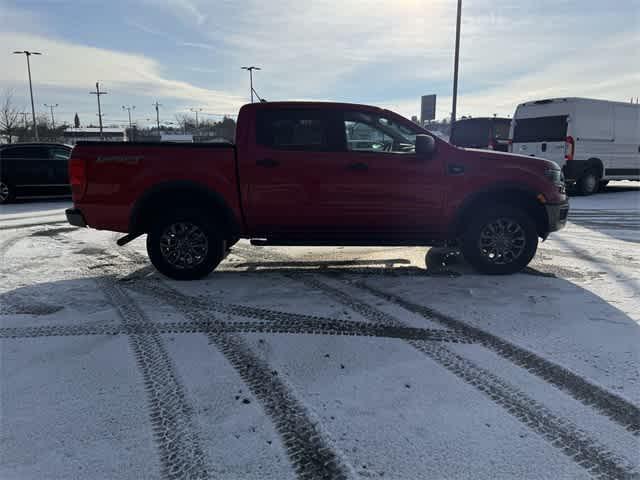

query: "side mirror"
(415, 134), (436, 156)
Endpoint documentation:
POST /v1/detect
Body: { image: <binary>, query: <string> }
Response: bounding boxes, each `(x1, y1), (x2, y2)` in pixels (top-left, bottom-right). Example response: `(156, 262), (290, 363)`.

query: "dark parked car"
(450, 117), (511, 152)
(0, 143), (72, 204)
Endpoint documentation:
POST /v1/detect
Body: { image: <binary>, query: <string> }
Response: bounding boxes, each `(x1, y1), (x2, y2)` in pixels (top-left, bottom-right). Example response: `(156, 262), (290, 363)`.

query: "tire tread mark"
(133, 280), (355, 480)
(0, 317), (472, 344)
(350, 279), (640, 437)
(287, 273), (638, 480)
(95, 277), (209, 480)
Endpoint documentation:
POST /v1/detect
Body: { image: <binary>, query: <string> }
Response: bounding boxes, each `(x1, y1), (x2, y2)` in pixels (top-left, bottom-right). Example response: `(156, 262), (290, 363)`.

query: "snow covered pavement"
(1, 184), (639, 479)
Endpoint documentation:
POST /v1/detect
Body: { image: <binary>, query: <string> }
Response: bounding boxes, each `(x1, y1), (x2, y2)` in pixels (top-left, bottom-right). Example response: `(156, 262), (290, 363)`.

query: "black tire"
(461, 205), (538, 275)
(599, 180), (609, 189)
(577, 169), (599, 195)
(146, 209), (225, 280)
(0, 181), (15, 204)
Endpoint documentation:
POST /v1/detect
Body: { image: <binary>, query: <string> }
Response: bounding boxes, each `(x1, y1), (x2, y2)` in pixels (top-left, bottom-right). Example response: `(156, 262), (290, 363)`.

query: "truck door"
(311, 110), (446, 240)
(243, 108), (343, 236)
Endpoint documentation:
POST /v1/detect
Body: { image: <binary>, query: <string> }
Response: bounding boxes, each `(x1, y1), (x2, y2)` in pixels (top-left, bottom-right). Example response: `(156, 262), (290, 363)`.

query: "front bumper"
(545, 200), (569, 233)
(66, 208), (87, 228)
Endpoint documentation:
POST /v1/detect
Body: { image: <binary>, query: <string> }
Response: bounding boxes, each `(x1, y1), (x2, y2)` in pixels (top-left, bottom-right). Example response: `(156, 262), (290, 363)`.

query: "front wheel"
(146, 210), (225, 280)
(461, 206), (538, 275)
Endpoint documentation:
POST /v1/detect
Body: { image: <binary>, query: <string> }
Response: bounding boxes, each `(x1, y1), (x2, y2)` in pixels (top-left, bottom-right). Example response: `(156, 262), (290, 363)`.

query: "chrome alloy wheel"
(478, 217), (526, 265)
(159, 221), (209, 270)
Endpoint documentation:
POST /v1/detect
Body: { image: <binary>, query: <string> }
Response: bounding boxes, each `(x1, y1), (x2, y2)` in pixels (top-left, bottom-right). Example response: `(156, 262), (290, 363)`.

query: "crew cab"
(66, 101), (568, 280)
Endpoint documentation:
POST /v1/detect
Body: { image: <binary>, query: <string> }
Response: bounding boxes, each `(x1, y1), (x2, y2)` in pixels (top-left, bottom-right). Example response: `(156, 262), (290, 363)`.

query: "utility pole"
(122, 105), (135, 129)
(90, 82), (107, 138)
(190, 108), (202, 130)
(241, 66), (261, 103)
(451, 0), (462, 128)
(44, 103), (59, 128)
(153, 101), (162, 131)
(13, 50), (42, 141)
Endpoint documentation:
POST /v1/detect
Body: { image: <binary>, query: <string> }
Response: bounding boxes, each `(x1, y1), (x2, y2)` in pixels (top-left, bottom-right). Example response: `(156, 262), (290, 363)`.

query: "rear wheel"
(461, 205), (538, 275)
(146, 210), (225, 280)
(599, 180), (609, 190)
(0, 181), (14, 204)
(577, 170), (599, 195)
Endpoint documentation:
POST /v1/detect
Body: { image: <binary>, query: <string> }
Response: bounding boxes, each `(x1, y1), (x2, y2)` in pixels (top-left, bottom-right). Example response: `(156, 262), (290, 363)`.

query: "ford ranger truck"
(66, 101), (569, 280)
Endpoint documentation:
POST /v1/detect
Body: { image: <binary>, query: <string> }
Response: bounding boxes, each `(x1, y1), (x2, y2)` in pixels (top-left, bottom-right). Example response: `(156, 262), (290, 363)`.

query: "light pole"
(451, 0), (462, 129)
(190, 108), (202, 130)
(241, 66), (261, 103)
(44, 103), (59, 129)
(122, 105), (135, 129)
(90, 82), (108, 138)
(13, 50), (41, 140)
(153, 101), (162, 131)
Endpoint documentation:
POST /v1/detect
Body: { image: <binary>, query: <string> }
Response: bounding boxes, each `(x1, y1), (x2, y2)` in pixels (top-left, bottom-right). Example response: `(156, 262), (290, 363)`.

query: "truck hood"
(464, 147), (561, 171)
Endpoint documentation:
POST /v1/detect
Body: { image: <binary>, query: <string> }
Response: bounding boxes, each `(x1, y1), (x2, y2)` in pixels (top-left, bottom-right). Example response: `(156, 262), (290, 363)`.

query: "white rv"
(510, 98), (639, 195)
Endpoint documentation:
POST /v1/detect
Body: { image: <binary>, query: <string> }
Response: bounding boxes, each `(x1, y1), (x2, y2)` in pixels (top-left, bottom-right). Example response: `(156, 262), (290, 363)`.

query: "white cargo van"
(510, 98), (640, 195)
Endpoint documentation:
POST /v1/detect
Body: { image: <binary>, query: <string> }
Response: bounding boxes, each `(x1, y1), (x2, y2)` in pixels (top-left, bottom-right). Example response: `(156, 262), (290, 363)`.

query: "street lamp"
(122, 105), (136, 129)
(190, 108), (202, 129)
(44, 103), (59, 129)
(13, 50), (42, 140)
(450, 0), (462, 128)
(241, 66), (261, 103)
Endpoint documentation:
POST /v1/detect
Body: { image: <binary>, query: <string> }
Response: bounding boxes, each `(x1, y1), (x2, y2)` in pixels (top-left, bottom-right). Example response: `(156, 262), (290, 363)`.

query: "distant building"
(160, 133), (193, 143)
(63, 127), (127, 144)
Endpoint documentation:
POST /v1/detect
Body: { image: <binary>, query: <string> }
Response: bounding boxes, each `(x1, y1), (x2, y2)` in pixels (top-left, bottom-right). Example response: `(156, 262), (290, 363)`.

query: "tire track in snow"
(95, 276), (210, 480)
(350, 279), (640, 437)
(131, 280), (356, 480)
(286, 273), (638, 479)
(232, 245), (640, 436)
(0, 315), (472, 344)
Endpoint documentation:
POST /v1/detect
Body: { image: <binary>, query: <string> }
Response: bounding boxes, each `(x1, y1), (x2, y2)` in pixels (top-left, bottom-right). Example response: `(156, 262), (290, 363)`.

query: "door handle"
(256, 158), (279, 168)
(541, 142), (547, 152)
(347, 162), (368, 171)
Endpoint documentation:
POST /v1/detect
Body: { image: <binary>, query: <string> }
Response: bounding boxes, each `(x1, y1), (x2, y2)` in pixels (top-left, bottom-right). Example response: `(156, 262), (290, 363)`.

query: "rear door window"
(513, 116), (568, 142)
(256, 110), (337, 151)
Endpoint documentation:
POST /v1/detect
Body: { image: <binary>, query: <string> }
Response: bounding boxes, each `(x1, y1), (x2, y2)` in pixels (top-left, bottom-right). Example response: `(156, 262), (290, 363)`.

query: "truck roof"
(241, 101), (388, 113)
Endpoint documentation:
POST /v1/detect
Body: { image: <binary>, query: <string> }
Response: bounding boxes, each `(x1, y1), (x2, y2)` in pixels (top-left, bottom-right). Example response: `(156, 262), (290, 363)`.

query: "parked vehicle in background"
(450, 117), (511, 152)
(510, 98), (640, 195)
(66, 101), (568, 280)
(0, 143), (72, 204)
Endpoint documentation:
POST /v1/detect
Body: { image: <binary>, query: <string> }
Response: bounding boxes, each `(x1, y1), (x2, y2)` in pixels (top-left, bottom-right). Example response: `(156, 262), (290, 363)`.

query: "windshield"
(513, 115), (568, 142)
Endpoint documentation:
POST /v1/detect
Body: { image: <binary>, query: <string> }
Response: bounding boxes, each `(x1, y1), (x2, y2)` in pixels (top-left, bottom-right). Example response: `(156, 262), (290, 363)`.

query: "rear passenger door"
(243, 108), (343, 236)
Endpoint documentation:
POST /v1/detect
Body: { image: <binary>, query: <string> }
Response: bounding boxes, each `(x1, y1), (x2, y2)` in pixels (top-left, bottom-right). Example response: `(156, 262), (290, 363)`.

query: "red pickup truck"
(66, 101), (568, 279)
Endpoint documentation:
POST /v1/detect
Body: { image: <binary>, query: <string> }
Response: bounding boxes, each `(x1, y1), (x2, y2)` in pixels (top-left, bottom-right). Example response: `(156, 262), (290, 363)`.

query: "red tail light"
(69, 156), (87, 200)
(564, 136), (575, 161)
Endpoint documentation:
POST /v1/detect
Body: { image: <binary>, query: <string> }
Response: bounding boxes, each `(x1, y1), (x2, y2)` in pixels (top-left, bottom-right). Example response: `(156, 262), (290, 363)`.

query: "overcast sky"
(1, 0), (638, 128)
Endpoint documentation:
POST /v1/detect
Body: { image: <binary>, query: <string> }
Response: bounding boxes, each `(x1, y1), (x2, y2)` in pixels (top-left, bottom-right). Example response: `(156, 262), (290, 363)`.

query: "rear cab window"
(256, 109), (337, 151)
(513, 116), (568, 142)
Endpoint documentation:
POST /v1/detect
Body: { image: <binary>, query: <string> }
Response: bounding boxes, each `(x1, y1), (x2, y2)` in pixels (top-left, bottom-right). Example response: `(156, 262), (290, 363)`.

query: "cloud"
(144, 0), (207, 26)
(0, 31), (245, 114)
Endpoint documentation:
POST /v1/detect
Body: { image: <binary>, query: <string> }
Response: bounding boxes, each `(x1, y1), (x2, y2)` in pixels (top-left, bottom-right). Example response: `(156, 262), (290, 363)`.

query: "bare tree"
(0, 90), (21, 144)
(174, 113), (195, 134)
